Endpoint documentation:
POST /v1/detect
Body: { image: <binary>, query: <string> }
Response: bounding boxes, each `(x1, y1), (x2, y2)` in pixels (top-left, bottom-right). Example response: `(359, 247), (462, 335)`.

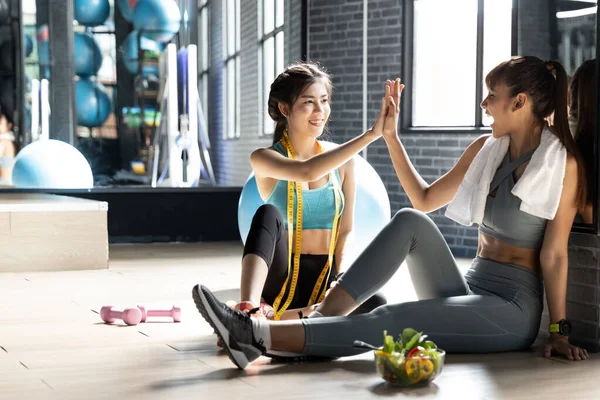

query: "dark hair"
(569, 59), (596, 203)
(267, 61), (332, 144)
(486, 56), (587, 211)
(0, 103), (12, 126)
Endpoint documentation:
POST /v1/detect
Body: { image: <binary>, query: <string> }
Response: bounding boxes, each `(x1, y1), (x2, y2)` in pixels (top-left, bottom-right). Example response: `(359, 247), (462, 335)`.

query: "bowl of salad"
(373, 329), (445, 387)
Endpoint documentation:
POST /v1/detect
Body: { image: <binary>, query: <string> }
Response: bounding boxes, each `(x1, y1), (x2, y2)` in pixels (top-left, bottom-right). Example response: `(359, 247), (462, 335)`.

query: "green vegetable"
(422, 340), (437, 350)
(400, 328), (418, 346)
(383, 330), (395, 353)
(404, 331), (423, 351)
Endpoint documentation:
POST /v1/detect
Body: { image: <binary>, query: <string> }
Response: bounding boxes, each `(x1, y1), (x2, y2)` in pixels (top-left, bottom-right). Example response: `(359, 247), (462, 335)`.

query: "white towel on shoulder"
(445, 125), (567, 226)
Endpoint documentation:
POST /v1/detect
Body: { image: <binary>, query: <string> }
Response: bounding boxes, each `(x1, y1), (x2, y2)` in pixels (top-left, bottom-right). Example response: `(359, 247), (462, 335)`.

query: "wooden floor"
(1, 242), (599, 400)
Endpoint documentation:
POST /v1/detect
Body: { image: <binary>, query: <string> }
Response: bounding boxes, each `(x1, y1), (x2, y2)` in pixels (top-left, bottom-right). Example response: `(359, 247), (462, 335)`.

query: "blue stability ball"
(74, 0), (110, 27)
(12, 139), (94, 189)
(74, 33), (103, 78)
(121, 30), (161, 76)
(75, 79), (112, 128)
(133, 0), (181, 43)
(238, 151), (391, 260)
(24, 34), (33, 58)
(117, 0), (137, 22)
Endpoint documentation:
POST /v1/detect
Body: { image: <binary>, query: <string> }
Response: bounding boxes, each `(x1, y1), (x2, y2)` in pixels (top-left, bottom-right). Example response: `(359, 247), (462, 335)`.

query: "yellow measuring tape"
(271, 130), (344, 320)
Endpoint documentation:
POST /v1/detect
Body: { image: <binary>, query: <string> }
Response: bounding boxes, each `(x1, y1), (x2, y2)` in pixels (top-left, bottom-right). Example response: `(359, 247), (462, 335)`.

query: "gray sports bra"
(479, 149), (548, 248)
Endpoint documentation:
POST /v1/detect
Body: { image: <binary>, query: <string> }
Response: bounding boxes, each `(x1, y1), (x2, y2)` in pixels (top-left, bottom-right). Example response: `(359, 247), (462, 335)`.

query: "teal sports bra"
(264, 142), (345, 230)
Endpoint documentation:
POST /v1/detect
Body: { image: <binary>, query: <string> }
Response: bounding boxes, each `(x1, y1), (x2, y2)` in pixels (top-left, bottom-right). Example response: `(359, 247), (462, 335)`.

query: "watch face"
(560, 320), (572, 335)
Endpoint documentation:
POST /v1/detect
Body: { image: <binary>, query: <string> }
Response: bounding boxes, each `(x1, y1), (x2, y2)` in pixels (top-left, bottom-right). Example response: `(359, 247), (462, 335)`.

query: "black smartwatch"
(549, 319), (572, 336)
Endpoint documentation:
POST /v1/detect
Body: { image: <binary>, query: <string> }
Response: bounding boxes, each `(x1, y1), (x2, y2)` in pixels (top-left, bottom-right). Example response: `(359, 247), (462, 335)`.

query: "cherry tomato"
(407, 346), (425, 358)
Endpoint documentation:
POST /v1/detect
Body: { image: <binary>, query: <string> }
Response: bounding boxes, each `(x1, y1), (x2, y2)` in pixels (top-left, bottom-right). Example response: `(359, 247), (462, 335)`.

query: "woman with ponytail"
(569, 59), (596, 224)
(196, 56), (589, 368)
(213, 61), (387, 350)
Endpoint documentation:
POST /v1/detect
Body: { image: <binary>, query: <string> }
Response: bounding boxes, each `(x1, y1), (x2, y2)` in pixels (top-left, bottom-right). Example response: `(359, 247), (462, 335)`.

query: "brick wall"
(285, 0), (303, 65)
(517, 0), (552, 59)
(558, 233), (600, 351)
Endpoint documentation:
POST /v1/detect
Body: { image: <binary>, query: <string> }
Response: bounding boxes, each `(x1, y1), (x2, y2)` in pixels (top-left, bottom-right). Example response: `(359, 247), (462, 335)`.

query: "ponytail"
(547, 60), (588, 212)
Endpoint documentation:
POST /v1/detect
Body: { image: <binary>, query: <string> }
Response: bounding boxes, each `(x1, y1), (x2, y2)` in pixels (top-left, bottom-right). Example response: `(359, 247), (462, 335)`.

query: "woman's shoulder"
(252, 143), (283, 156)
(565, 151), (578, 176)
(318, 140), (351, 181)
(318, 139), (338, 150)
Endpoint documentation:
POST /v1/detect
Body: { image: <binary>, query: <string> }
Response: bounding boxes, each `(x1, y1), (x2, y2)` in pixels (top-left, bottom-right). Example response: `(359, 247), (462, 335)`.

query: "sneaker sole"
(192, 284), (249, 369)
(265, 352), (334, 364)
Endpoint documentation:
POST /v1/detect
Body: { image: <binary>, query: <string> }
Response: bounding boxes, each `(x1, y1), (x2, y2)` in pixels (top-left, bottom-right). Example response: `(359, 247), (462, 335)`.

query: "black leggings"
(243, 204), (386, 313)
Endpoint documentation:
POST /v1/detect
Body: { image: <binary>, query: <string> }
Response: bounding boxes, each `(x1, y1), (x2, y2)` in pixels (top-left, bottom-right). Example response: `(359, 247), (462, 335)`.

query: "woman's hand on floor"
(545, 335), (589, 361)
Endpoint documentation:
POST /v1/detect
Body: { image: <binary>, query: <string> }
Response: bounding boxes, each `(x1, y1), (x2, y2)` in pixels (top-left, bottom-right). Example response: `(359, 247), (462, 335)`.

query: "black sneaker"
(265, 349), (334, 364)
(192, 284), (266, 369)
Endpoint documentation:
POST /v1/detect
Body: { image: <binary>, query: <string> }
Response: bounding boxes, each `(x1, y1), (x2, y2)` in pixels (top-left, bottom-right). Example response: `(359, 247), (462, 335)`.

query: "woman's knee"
(252, 204), (284, 225)
(352, 292), (387, 315)
(390, 207), (429, 228)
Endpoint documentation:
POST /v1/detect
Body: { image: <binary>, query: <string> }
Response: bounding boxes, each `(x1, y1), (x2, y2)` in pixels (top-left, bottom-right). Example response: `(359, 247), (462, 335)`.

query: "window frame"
(401, 0), (518, 134)
(259, 0), (285, 137)
(222, 0), (241, 140)
(197, 0), (210, 128)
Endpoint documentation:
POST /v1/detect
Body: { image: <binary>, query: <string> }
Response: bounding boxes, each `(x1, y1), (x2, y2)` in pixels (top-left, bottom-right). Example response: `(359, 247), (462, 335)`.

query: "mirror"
(0, 0), (40, 186)
(517, 0), (598, 230)
(5, 0), (215, 190)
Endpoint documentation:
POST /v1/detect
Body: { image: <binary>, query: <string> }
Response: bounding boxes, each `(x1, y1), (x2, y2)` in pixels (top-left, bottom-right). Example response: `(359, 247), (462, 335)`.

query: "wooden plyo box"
(0, 193), (109, 272)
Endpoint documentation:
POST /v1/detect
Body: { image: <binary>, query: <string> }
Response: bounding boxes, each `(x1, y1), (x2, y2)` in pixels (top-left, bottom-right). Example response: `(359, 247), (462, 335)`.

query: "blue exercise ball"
(117, 0), (138, 22)
(133, 0), (181, 43)
(38, 40), (49, 66)
(238, 148), (391, 261)
(24, 34), (33, 58)
(121, 30), (161, 76)
(12, 139), (94, 189)
(74, 0), (110, 27)
(74, 33), (103, 78)
(75, 79), (112, 128)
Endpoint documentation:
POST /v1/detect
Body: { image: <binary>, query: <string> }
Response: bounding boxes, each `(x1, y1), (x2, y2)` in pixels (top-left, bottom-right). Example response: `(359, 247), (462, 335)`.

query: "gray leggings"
(301, 208), (543, 357)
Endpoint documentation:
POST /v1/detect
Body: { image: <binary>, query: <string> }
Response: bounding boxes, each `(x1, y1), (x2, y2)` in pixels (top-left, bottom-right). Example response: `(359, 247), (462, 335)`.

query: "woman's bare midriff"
(287, 229), (333, 254)
(477, 231), (541, 275)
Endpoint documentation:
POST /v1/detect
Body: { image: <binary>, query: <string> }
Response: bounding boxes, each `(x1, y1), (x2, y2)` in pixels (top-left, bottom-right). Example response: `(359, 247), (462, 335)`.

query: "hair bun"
(267, 97), (284, 122)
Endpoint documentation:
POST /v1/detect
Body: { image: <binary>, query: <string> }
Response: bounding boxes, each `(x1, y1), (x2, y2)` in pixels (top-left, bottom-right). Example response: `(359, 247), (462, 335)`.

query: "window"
(260, 0), (284, 136)
(223, 0), (240, 139)
(403, 0), (513, 131)
(198, 0), (210, 122)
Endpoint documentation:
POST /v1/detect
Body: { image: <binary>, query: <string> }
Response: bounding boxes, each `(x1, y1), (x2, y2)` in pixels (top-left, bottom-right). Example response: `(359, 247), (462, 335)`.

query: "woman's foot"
(193, 284), (266, 369)
(216, 300), (274, 347)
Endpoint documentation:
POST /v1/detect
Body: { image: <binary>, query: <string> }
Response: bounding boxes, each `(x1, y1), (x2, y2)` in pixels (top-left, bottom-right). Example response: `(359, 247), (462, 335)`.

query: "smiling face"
(284, 80), (331, 138)
(480, 83), (527, 138)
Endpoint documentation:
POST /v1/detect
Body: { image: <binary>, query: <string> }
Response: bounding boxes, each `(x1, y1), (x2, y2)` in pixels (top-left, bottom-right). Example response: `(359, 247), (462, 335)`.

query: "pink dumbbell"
(100, 306), (143, 326)
(137, 305), (181, 323)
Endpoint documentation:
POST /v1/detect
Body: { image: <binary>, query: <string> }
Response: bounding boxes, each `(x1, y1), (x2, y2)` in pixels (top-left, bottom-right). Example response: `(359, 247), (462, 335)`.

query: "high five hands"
(369, 78), (405, 140)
